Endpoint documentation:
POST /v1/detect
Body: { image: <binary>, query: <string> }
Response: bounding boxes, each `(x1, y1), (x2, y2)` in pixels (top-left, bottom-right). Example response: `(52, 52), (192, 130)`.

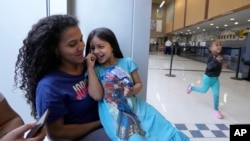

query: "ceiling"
(152, 0), (168, 4)
(152, 0), (250, 35)
(173, 8), (250, 35)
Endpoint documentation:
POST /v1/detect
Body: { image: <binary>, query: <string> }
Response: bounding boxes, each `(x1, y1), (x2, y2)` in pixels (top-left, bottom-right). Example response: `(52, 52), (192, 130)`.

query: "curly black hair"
(14, 14), (79, 119)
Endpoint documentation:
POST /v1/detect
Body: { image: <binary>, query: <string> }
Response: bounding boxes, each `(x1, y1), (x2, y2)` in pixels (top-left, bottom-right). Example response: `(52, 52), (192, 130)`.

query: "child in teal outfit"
(85, 27), (189, 141)
(186, 39), (224, 119)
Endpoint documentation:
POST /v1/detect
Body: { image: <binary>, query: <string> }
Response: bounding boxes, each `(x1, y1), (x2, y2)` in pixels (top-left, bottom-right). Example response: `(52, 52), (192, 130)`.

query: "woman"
(14, 15), (110, 141)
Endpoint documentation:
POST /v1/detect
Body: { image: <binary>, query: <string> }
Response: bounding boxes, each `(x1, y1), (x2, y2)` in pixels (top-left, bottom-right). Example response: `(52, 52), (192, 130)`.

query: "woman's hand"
(0, 122), (46, 141)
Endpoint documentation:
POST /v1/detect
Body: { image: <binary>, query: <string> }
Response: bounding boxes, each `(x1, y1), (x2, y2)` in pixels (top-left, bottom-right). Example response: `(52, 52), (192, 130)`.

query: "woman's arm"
(124, 70), (142, 97)
(0, 98), (24, 138)
(46, 118), (101, 140)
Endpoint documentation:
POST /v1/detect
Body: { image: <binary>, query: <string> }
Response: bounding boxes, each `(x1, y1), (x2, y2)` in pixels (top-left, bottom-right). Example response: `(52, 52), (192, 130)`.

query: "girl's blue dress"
(95, 57), (189, 141)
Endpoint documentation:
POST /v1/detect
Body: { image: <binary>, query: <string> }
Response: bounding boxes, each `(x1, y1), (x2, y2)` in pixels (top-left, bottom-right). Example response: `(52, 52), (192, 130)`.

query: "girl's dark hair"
(209, 39), (220, 47)
(14, 14), (79, 119)
(85, 27), (124, 58)
(207, 39), (221, 53)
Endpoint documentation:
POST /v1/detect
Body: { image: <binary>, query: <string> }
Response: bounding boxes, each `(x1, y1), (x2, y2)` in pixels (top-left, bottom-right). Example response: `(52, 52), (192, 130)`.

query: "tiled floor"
(174, 123), (229, 138)
(146, 51), (250, 141)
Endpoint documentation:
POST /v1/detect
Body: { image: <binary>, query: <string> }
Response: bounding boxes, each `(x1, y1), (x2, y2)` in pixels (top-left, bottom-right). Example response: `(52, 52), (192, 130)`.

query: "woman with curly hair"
(14, 14), (110, 141)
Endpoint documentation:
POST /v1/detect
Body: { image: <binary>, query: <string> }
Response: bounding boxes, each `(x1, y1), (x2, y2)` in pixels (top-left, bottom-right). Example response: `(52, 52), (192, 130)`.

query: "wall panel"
(173, 0), (186, 30)
(165, 0), (174, 33)
(185, 0), (206, 26)
(166, 22), (173, 33)
(208, 0), (250, 18)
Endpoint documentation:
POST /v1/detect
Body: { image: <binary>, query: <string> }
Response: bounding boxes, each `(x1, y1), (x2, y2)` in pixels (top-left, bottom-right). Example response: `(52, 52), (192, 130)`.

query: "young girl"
(85, 27), (189, 141)
(186, 39), (224, 119)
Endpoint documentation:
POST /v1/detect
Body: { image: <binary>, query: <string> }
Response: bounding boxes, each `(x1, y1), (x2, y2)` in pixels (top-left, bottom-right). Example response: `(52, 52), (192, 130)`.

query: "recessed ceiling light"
(230, 18), (235, 21)
(202, 29), (206, 31)
(197, 27), (200, 29)
(248, 19), (250, 22)
(224, 24), (228, 27)
(210, 23), (214, 26)
(216, 26), (219, 28)
(234, 22), (239, 25)
(187, 29), (190, 32)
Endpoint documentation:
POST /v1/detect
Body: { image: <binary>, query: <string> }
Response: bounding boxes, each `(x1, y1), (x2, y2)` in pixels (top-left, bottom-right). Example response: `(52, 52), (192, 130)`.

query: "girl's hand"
(216, 55), (223, 63)
(123, 86), (134, 97)
(85, 53), (96, 68)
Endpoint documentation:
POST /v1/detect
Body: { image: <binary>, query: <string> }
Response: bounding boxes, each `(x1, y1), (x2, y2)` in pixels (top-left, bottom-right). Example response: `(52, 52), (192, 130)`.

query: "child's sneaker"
(214, 111), (224, 119)
(186, 85), (192, 94)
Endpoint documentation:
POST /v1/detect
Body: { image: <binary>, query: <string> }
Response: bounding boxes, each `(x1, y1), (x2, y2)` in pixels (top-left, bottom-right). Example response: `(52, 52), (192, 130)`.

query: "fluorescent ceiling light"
(159, 1), (165, 8)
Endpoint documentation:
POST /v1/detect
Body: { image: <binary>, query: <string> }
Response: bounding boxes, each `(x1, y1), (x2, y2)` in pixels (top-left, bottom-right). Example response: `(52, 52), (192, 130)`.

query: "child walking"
(186, 39), (224, 119)
(85, 27), (189, 141)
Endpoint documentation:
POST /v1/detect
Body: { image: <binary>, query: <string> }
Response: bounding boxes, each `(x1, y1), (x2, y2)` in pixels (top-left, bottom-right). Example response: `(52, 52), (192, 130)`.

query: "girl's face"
(210, 40), (222, 55)
(57, 26), (85, 67)
(90, 36), (116, 66)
